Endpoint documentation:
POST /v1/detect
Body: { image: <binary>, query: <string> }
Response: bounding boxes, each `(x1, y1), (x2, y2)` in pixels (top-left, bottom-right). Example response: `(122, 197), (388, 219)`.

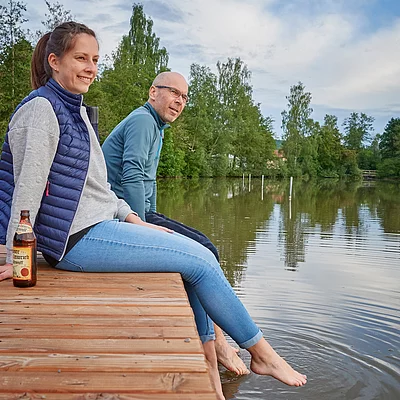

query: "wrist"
(125, 212), (141, 224)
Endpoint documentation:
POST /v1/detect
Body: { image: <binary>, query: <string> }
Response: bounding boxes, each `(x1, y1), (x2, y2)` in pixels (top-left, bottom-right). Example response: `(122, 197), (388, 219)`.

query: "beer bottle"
(13, 210), (37, 288)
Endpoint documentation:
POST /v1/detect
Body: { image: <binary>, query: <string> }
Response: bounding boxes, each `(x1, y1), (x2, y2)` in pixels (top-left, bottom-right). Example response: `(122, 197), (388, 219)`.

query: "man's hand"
(0, 263), (13, 281)
(125, 213), (173, 234)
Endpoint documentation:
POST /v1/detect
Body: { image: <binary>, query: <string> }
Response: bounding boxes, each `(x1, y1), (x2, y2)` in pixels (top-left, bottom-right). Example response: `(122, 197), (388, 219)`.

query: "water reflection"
(157, 178), (275, 285)
(157, 178), (400, 400)
(158, 178), (400, 276)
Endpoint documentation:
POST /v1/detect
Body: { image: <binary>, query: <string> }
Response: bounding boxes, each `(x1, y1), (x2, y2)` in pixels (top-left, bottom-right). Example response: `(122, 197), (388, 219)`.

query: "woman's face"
(49, 33), (99, 94)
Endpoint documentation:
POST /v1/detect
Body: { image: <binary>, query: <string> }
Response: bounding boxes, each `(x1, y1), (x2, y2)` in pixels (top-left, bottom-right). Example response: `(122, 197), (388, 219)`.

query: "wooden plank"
(0, 315), (193, 327)
(0, 353), (208, 373)
(31, 273), (184, 283)
(1, 297), (187, 304)
(0, 326), (198, 339)
(0, 371), (215, 393)
(0, 304), (192, 316)
(0, 338), (203, 354)
(0, 393), (217, 400)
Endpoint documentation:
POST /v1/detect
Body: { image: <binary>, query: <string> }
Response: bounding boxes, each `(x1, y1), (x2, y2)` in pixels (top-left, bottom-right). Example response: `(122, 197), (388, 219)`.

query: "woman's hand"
(125, 213), (173, 234)
(0, 263), (13, 281)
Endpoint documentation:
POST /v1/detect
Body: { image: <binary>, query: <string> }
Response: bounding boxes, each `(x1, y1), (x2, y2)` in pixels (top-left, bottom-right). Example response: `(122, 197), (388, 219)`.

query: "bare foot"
(214, 324), (250, 375)
(203, 341), (226, 400)
(249, 339), (307, 387)
(215, 342), (250, 375)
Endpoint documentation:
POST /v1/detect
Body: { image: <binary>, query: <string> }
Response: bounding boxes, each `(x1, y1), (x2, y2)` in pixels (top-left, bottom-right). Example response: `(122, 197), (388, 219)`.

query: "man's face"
(149, 75), (188, 123)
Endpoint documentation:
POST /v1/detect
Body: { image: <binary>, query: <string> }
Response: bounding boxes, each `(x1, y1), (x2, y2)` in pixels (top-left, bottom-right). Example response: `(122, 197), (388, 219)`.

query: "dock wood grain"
(0, 245), (217, 400)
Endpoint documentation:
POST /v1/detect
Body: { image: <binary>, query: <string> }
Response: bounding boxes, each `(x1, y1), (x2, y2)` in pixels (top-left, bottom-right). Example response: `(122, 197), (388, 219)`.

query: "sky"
(19, 0), (400, 138)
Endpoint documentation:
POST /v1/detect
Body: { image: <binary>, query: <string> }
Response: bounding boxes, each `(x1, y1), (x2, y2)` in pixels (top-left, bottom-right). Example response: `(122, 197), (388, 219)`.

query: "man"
(102, 71), (249, 375)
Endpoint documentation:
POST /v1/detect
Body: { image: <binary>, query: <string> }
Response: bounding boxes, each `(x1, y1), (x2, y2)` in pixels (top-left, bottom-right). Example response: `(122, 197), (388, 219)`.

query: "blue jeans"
(56, 220), (262, 348)
(145, 211), (220, 262)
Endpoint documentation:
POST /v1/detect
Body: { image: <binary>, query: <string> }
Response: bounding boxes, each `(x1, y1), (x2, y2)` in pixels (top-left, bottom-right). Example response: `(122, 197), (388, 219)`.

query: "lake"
(157, 177), (400, 400)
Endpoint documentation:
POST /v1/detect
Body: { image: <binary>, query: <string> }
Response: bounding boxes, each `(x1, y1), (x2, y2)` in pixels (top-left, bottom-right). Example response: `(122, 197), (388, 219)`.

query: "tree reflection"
(157, 178), (400, 284)
(157, 177), (274, 285)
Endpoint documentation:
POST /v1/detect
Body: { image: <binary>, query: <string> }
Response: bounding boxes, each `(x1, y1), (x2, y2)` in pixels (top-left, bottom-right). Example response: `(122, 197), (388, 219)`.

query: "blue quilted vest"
(0, 78), (91, 260)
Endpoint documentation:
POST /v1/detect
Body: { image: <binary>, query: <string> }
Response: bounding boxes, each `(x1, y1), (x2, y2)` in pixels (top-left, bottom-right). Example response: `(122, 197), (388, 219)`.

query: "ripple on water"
(226, 266), (400, 399)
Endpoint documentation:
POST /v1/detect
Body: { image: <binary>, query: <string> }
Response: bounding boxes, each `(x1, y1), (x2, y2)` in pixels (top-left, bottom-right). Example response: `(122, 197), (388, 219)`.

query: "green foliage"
(158, 118), (186, 177)
(375, 118), (400, 179)
(181, 59), (275, 177)
(183, 64), (221, 176)
(0, 0), (27, 55)
(216, 58), (275, 176)
(379, 117), (400, 159)
(343, 112), (374, 150)
(357, 134), (381, 170)
(0, 38), (32, 143)
(281, 82), (315, 176)
(1, 1), (398, 181)
(315, 115), (343, 177)
(377, 158), (400, 179)
(340, 149), (362, 179)
(92, 3), (169, 137)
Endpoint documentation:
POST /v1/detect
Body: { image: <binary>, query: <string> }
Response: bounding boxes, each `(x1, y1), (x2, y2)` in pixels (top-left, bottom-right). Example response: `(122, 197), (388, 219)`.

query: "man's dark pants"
(145, 211), (220, 262)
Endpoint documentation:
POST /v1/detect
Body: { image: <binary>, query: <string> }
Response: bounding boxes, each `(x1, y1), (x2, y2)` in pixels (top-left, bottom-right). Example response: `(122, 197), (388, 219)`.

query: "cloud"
(142, 1), (184, 23)
(24, 0), (400, 134)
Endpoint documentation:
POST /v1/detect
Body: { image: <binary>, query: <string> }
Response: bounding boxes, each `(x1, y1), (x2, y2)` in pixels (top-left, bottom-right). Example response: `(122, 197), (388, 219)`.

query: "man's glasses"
(155, 85), (189, 103)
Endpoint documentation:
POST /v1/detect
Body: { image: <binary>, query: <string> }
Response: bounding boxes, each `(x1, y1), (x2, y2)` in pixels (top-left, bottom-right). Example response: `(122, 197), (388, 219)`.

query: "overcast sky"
(20, 0), (400, 137)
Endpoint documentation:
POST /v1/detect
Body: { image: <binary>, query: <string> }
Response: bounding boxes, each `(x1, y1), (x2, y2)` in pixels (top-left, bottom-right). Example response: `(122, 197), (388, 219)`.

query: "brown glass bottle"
(13, 210), (37, 288)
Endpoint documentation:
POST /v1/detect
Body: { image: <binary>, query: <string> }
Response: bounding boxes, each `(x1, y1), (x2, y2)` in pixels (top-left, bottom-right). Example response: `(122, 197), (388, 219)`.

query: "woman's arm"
(5, 97), (60, 263)
(124, 212), (173, 233)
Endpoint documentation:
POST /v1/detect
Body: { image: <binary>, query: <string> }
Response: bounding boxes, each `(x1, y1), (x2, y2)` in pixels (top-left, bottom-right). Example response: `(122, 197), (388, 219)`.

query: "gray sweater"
(6, 97), (133, 263)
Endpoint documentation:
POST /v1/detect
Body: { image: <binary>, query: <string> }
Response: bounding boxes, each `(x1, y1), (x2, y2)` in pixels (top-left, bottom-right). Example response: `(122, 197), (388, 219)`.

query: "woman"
(0, 22), (307, 399)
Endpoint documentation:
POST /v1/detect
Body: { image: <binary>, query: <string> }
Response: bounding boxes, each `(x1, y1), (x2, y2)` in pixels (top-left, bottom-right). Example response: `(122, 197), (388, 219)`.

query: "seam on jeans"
(83, 235), (233, 292)
(83, 235), (230, 289)
(83, 236), (218, 269)
(239, 330), (263, 349)
(199, 334), (216, 344)
(59, 257), (84, 271)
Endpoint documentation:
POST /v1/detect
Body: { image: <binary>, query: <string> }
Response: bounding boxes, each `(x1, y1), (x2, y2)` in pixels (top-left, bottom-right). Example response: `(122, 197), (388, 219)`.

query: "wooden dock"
(362, 169), (377, 179)
(0, 245), (217, 399)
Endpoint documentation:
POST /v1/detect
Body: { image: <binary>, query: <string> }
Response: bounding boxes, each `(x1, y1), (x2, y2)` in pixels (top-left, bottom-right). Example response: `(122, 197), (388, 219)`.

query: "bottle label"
(16, 223), (33, 235)
(13, 246), (33, 280)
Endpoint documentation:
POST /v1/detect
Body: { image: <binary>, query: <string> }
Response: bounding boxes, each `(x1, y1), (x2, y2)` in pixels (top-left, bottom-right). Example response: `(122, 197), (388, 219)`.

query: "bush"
(377, 158), (400, 179)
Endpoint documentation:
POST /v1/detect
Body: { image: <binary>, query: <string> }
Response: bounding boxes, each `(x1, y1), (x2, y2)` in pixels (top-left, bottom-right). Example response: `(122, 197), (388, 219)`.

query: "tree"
(158, 116), (186, 177)
(315, 115), (343, 177)
(0, 0), (31, 143)
(342, 112), (374, 151)
(183, 64), (221, 177)
(358, 134), (381, 170)
(377, 118), (400, 178)
(281, 82), (314, 176)
(181, 58), (276, 177)
(0, 0), (28, 110)
(30, 0), (75, 42)
(217, 57), (253, 173)
(42, 0), (74, 30)
(216, 58), (275, 176)
(379, 118), (400, 159)
(87, 3), (169, 138)
(0, 0), (27, 56)
(0, 38), (32, 141)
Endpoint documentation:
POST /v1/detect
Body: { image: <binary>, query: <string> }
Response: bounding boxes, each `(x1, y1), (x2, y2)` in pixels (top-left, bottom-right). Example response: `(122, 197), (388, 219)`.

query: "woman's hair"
(31, 21), (97, 89)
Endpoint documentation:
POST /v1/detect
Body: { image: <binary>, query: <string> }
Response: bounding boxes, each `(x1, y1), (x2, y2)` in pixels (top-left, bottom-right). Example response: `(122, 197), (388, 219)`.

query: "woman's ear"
(47, 53), (59, 72)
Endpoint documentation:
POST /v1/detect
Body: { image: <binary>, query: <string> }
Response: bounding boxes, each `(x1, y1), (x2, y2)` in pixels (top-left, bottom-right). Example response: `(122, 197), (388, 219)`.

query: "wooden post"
(261, 175), (264, 200)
